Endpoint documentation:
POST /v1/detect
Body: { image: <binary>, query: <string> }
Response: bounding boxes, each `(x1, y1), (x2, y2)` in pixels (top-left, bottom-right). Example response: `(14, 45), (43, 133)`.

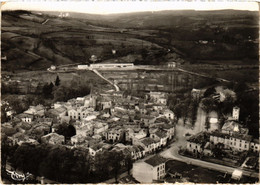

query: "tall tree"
(204, 86), (216, 98)
(42, 82), (54, 99)
(201, 98), (217, 130)
(55, 76), (61, 86)
(172, 103), (183, 122)
(109, 150), (124, 182)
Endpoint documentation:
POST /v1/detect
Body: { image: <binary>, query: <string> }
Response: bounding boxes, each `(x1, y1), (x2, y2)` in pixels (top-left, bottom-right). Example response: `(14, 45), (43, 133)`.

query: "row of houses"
(186, 122), (259, 157)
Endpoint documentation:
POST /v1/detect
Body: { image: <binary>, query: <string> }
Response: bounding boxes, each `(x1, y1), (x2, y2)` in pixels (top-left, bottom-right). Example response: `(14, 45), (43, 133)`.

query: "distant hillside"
(1, 10), (258, 71)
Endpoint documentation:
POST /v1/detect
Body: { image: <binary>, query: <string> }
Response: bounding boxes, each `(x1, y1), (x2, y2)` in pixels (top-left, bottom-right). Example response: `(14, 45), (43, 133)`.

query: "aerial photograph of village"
(1, 1), (259, 184)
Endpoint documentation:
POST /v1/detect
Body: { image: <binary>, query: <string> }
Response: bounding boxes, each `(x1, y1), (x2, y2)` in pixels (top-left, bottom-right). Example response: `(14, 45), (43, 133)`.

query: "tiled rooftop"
(145, 155), (168, 167)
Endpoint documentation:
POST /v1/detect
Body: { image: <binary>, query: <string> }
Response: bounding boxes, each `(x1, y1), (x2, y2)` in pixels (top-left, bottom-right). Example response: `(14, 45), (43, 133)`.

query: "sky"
(1, 1), (259, 14)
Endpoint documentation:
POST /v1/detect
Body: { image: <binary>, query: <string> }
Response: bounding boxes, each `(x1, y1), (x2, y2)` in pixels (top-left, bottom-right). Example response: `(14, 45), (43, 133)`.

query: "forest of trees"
(1, 75), (91, 124)
(2, 140), (132, 183)
(167, 82), (259, 138)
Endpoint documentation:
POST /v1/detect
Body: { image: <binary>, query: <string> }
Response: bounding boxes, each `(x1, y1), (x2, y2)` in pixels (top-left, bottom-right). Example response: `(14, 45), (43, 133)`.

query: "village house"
(41, 132), (65, 145)
(150, 130), (168, 147)
(9, 132), (30, 145)
(140, 115), (156, 126)
(153, 116), (171, 125)
(162, 109), (175, 120)
(127, 128), (147, 144)
(89, 143), (104, 157)
(158, 124), (175, 140)
(84, 94), (97, 109)
(221, 120), (248, 135)
(249, 139), (259, 153)
(71, 134), (87, 145)
(128, 145), (146, 160)
(210, 131), (252, 152)
(36, 117), (53, 126)
(75, 123), (94, 137)
(136, 104), (148, 115)
(30, 123), (52, 139)
(48, 106), (67, 119)
(167, 61), (177, 68)
(24, 104), (45, 117)
(138, 137), (159, 154)
(133, 155), (167, 183)
(152, 104), (165, 112)
(68, 107), (91, 120)
(53, 102), (66, 109)
(6, 110), (16, 120)
(229, 106), (240, 121)
(203, 142), (213, 156)
(105, 128), (124, 142)
(93, 121), (108, 135)
(16, 113), (34, 123)
(99, 97), (112, 110)
(149, 92), (167, 102)
(186, 132), (208, 155)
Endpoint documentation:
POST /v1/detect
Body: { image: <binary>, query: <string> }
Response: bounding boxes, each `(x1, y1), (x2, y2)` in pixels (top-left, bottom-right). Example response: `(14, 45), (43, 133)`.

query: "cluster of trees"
(2, 82), (20, 94)
(56, 123), (76, 140)
(201, 86), (236, 130)
(167, 91), (199, 126)
(198, 83), (258, 136)
(230, 83), (259, 138)
(1, 93), (47, 123)
(52, 85), (91, 102)
(41, 76), (91, 102)
(4, 142), (132, 183)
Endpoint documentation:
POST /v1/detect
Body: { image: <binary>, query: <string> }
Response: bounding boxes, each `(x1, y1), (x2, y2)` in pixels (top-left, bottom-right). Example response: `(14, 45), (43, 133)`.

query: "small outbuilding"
(231, 169), (242, 180)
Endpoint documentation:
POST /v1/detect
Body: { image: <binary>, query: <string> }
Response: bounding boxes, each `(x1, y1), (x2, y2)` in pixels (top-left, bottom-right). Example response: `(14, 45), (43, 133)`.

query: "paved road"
(42, 19), (49, 25)
(160, 126), (259, 178)
(92, 69), (120, 91)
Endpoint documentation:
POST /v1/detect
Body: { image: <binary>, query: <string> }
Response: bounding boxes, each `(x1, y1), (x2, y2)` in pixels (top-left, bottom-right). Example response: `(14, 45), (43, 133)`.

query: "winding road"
(160, 123), (259, 178)
(92, 69), (120, 91)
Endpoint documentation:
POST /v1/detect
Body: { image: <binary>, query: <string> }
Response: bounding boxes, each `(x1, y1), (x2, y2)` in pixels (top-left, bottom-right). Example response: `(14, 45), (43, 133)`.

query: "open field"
(1, 10), (258, 72)
(165, 160), (258, 183)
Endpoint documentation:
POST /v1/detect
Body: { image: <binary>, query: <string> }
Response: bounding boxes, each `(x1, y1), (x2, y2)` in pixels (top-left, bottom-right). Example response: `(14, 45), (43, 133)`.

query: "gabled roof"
(154, 130), (167, 138)
(16, 113), (34, 119)
(41, 132), (64, 140)
(253, 139), (259, 144)
(145, 155), (167, 167)
(159, 123), (174, 130)
(34, 105), (45, 111)
(154, 117), (169, 124)
(222, 120), (248, 135)
(55, 106), (67, 113)
(36, 118), (53, 123)
(140, 138), (155, 146)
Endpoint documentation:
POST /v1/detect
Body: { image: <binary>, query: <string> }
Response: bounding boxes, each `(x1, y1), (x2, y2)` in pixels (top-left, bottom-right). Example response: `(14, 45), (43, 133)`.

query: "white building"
(232, 106), (240, 121)
(133, 155), (167, 183)
(163, 109), (175, 120)
(78, 65), (89, 70)
(167, 62), (176, 68)
(210, 131), (252, 152)
(16, 113), (34, 123)
(90, 63), (133, 68)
